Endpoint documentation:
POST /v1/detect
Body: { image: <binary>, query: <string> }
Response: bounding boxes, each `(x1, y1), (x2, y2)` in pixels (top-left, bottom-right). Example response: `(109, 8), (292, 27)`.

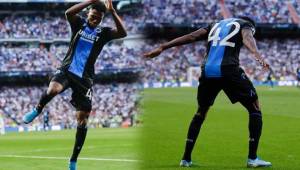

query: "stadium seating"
(143, 0), (298, 25)
(0, 84), (141, 128)
(1, 39), (300, 81)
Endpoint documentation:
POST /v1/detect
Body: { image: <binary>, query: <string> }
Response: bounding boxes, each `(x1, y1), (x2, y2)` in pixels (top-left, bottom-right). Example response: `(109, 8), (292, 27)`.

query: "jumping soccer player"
(22, 0), (127, 169)
(144, 17), (272, 168)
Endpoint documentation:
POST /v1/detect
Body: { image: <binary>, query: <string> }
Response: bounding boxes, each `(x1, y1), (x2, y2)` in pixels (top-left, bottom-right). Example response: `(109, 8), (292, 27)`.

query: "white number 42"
(208, 21), (240, 47)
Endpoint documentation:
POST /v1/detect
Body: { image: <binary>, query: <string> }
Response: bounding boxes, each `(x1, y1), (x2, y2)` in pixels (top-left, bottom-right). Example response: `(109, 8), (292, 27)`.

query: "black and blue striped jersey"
(60, 16), (114, 80)
(202, 18), (255, 78)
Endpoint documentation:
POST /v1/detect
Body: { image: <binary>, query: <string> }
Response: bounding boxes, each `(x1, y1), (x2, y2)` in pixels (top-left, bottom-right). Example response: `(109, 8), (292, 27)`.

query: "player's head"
(87, 2), (107, 28)
(238, 16), (256, 28)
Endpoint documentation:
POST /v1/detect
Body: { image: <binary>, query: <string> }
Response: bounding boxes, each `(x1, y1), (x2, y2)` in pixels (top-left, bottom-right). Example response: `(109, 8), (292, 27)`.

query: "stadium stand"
(0, 84), (141, 129)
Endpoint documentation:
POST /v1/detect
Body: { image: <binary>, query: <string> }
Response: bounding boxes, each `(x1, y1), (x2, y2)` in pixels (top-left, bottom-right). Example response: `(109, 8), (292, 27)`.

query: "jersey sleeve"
(101, 27), (115, 42)
(203, 23), (212, 33)
(200, 23), (212, 40)
(67, 15), (85, 34)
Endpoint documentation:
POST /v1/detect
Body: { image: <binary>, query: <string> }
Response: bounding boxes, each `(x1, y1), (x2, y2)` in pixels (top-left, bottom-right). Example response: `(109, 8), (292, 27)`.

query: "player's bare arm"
(242, 28), (269, 70)
(144, 28), (208, 59)
(107, 0), (127, 39)
(65, 0), (98, 23)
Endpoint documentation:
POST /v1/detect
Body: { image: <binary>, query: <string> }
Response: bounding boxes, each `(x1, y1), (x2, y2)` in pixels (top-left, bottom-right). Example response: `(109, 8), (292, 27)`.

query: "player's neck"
(87, 22), (97, 29)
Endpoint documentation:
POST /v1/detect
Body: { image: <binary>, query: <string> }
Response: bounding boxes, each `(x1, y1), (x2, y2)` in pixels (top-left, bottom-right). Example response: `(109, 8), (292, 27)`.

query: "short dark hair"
(238, 16), (256, 28)
(90, 1), (107, 13)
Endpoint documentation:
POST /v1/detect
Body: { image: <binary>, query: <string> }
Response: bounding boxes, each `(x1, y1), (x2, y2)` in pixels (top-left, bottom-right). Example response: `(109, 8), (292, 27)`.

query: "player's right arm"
(65, 0), (97, 24)
(242, 28), (270, 70)
(143, 28), (208, 59)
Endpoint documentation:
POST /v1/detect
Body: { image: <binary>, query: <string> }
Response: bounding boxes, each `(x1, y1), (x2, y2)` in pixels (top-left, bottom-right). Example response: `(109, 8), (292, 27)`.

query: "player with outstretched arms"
(144, 17), (272, 168)
(22, 0), (127, 169)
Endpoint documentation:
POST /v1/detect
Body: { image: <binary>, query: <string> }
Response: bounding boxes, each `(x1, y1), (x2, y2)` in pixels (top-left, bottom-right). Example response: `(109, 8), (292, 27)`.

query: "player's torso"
(62, 24), (109, 79)
(203, 18), (246, 78)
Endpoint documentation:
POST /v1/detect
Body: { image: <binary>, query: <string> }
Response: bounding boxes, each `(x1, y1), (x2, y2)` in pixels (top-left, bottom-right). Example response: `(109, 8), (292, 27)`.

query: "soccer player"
(43, 111), (50, 131)
(144, 17), (272, 168)
(297, 67), (300, 88)
(264, 69), (274, 88)
(0, 113), (5, 135)
(22, 0), (127, 169)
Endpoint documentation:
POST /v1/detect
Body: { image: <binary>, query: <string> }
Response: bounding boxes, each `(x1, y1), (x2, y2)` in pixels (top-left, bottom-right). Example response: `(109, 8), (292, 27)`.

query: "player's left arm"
(242, 28), (270, 70)
(143, 28), (208, 59)
(107, 0), (127, 39)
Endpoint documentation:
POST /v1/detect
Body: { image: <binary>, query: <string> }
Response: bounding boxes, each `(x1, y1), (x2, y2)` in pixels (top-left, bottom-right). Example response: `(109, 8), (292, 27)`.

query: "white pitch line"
(0, 155), (140, 162)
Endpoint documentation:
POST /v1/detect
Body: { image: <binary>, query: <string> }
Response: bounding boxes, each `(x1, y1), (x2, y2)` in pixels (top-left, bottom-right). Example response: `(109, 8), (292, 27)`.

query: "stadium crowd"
(1, 0), (299, 40)
(0, 83), (141, 128)
(0, 12), (142, 39)
(143, 0), (299, 25)
(1, 38), (300, 82)
(0, 42), (142, 72)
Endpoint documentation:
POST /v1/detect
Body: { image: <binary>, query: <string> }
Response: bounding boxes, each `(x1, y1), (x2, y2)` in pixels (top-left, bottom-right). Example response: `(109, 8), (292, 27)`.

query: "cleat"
(69, 161), (77, 170)
(247, 157), (272, 168)
(180, 160), (192, 167)
(22, 108), (39, 124)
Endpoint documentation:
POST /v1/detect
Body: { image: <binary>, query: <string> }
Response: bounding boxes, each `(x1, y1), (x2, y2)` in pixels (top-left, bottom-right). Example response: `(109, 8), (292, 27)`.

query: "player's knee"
(249, 111), (262, 119)
(196, 106), (209, 119)
(47, 83), (63, 96)
(252, 101), (261, 112)
(47, 86), (61, 96)
(241, 100), (261, 113)
(77, 111), (90, 126)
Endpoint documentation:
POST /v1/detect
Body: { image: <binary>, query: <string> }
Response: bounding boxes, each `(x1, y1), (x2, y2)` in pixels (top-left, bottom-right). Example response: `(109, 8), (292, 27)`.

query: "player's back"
(202, 18), (255, 78)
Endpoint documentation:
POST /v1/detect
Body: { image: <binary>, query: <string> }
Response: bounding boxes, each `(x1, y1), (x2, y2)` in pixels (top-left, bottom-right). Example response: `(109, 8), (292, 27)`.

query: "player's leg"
(181, 106), (210, 165)
(240, 99), (271, 168)
(225, 68), (271, 167)
(69, 109), (91, 170)
(69, 110), (90, 170)
(240, 99), (262, 160)
(23, 71), (68, 124)
(270, 80), (274, 88)
(180, 78), (221, 167)
(68, 77), (92, 170)
(36, 82), (64, 113)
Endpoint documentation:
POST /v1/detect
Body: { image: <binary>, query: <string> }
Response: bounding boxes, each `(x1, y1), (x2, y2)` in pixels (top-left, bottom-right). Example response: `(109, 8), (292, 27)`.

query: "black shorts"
(197, 68), (258, 107)
(51, 70), (93, 112)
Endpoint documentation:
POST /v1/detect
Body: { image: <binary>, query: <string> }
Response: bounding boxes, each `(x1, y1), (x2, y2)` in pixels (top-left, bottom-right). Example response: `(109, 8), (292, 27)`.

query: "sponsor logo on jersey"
(78, 30), (100, 43)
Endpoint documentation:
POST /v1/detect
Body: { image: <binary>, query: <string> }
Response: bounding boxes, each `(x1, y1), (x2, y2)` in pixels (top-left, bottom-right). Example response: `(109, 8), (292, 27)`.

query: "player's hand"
(258, 59), (270, 71)
(263, 62), (270, 71)
(106, 0), (115, 12)
(143, 47), (163, 59)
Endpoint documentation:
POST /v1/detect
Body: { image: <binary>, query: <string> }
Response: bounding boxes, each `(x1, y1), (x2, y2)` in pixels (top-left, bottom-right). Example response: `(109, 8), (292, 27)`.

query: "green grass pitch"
(141, 87), (300, 170)
(0, 87), (299, 170)
(0, 128), (140, 170)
